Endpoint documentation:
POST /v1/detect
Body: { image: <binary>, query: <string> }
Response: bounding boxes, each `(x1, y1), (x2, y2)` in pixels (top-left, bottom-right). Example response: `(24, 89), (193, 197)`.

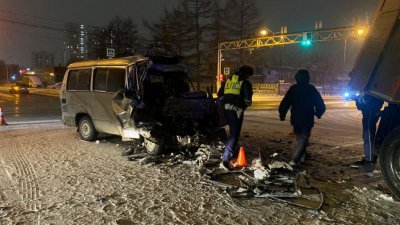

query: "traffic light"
(301, 32), (312, 46)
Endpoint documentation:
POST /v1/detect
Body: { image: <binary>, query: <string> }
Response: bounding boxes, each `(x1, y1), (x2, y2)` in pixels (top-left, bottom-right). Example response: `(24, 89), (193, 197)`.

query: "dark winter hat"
(238, 65), (254, 76)
(295, 69), (310, 84)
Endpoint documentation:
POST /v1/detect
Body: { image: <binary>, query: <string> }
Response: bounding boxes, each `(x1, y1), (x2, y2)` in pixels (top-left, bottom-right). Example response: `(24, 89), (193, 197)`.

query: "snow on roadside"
(1, 125), (400, 224)
(0, 126), (308, 224)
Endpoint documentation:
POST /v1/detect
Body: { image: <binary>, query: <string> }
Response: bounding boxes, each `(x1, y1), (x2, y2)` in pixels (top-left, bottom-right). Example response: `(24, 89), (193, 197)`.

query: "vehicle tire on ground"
(380, 126), (400, 200)
(144, 138), (164, 155)
(78, 116), (98, 141)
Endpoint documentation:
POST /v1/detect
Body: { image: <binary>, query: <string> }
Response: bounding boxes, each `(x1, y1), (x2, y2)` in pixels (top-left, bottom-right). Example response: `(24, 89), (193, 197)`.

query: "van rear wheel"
(380, 127), (400, 200)
(78, 116), (98, 141)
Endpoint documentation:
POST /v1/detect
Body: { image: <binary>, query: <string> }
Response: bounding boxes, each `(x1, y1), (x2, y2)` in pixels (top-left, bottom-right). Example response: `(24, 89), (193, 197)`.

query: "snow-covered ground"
(0, 110), (400, 224)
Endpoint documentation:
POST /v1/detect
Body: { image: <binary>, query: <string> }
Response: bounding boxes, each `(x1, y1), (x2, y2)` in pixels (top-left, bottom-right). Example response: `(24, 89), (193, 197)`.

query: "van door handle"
(61, 98), (66, 104)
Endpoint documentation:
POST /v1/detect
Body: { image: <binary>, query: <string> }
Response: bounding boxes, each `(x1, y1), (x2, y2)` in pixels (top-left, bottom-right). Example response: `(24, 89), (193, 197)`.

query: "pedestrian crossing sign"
(107, 48), (115, 57)
(224, 67), (230, 75)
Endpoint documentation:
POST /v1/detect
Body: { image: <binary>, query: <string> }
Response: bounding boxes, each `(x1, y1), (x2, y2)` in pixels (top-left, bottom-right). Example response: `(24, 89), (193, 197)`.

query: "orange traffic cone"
(0, 108), (8, 126)
(235, 146), (248, 168)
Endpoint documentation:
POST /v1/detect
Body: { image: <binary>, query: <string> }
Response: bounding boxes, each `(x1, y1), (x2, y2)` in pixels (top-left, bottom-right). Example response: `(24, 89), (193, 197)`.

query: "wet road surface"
(0, 90), (61, 123)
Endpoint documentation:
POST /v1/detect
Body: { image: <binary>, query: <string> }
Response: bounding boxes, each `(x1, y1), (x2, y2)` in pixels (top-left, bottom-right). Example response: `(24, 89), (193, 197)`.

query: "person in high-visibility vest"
(217, 65), (254, 169)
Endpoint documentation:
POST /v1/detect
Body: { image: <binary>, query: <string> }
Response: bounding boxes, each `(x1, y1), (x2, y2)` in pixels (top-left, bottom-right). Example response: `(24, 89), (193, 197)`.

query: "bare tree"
(180, 0), (214, 88)
(107, 16), (140, 57)
(203, 0), (228, 80)
(144, 1), (214, 88)
(144, 7), (189, 55)
(223, 0), (261, 64)
(86, 17), (140, 59)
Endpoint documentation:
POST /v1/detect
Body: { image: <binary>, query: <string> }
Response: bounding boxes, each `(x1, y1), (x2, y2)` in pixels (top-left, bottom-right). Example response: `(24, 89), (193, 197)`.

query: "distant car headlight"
(14, 87), (20, 90)
(344, 92), (350, 98)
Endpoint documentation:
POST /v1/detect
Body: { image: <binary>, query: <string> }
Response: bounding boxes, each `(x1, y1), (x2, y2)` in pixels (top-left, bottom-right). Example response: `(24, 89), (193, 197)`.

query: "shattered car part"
(195, 144), (224, 170)
(198, 155), (323, 210)
(268, 161), (294, 171)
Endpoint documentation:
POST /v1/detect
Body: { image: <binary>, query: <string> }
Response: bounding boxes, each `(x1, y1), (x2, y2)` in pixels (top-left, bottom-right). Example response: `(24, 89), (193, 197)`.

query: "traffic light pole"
(217, 48), (222, 91)
(216, 25), (368, 89)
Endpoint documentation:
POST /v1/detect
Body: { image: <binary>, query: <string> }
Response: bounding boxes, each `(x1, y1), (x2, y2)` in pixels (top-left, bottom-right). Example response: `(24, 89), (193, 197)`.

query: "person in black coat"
(279, 69), (326, 165)
(355, 94), (383, 164)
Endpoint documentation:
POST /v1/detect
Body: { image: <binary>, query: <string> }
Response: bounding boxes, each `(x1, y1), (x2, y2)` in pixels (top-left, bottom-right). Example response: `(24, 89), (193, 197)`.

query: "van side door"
(91, 67), (126, 135)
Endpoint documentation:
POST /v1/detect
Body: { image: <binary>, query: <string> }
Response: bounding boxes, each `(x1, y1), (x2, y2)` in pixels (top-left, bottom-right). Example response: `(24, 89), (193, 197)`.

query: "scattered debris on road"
(119, 140), (324, 210)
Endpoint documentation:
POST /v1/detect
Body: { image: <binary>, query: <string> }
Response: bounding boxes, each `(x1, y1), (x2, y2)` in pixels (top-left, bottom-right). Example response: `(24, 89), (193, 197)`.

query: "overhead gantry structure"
(216, 25), (368, 88)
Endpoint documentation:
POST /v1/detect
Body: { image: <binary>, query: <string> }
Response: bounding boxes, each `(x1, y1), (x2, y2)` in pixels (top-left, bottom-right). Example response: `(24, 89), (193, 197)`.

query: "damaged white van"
(61, 44), (224, 155)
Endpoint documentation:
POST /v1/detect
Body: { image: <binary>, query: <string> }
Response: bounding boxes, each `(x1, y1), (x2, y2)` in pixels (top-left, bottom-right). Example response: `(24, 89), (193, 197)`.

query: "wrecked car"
(61, 43), (224, 155)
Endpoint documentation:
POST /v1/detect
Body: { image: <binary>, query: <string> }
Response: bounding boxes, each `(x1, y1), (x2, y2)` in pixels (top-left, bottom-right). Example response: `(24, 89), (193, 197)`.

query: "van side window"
(67, 69), (91, 91)
(67, 70), (78, 90)
(94, 69), (108, 91)
(76, 69), (91, 90)
(107, 69), (125, 92)
(93, 68), (125, 92)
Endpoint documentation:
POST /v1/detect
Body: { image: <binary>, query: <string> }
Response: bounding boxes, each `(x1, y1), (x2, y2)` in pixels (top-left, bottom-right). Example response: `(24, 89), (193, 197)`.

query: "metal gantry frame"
(216, 25), (368, 89)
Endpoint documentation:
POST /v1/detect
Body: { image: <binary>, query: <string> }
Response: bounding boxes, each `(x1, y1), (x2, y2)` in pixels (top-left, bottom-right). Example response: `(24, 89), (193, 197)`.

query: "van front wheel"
(144, 138), (163, 156)
(78, 116), (98, 141)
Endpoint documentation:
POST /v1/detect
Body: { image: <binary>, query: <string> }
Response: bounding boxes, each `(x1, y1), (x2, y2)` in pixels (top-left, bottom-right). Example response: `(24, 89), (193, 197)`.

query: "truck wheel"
(78, 116), (98, 141)
(144, 138), (164, 156)
(380, 127), (400, 200)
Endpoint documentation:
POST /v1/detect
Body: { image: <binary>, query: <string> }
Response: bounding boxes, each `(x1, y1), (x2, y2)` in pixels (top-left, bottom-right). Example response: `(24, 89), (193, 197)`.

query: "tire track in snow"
(10, 136), (41, 212)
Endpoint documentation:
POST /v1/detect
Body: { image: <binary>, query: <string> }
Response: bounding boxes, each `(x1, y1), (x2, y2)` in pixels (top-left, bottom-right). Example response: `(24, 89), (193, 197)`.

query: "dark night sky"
(0, 0), (377, 67)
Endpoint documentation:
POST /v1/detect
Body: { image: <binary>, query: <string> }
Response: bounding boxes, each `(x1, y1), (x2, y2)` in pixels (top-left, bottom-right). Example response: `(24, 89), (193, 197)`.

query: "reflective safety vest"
(224, 75), (243, 95)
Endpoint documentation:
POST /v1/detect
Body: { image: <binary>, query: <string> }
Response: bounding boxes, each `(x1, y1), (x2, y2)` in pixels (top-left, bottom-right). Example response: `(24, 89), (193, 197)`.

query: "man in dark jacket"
(279, 69), (326, 166)
(217, 65), (253, 169)
(355, 94), (383, 164)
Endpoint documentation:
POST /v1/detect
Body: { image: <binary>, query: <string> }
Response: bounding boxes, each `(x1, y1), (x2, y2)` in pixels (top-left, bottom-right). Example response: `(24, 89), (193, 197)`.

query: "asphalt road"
(0, 90), (61, 123)
(0, 88), (355, 124)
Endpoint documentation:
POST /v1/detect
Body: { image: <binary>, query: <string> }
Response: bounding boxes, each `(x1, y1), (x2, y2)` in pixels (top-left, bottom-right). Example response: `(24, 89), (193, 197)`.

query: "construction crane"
(216, 25), (368, 89)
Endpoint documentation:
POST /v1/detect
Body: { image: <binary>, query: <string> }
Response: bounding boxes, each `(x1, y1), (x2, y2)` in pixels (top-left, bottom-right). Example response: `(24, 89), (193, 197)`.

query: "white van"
(61, 54), (223, 155)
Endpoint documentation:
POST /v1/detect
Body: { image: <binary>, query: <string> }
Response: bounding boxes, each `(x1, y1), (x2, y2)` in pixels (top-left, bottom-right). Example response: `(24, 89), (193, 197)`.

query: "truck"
(21, 75), (43, 88)
(349, 0), (400, 199)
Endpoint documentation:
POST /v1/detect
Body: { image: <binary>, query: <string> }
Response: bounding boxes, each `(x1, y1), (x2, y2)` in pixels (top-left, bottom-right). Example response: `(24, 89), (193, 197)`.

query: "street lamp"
(258, 27), (276, 36)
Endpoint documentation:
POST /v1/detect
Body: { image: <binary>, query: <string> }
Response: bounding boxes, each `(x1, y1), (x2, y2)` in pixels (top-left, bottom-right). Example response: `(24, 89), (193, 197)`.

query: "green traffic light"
(301, 40), (312, 46)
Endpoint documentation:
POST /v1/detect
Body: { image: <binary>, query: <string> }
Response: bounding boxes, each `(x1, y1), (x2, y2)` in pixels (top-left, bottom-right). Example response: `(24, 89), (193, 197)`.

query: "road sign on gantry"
(224, 67), (230, 75)
(107, 48), (115, 58)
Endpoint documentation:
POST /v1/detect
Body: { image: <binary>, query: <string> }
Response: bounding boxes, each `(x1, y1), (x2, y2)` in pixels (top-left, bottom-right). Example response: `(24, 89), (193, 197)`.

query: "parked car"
(48, 82), (62, 89)
(9, 82), (29, 94)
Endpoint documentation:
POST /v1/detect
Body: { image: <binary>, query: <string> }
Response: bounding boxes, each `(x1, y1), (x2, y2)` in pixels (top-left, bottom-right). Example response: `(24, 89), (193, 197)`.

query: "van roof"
(67, 56), (148, 68)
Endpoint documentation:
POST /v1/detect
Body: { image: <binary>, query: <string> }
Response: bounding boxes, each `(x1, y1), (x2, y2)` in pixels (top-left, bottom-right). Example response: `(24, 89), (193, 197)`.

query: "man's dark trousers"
(362, 110), (380, 162)
(222, 110), (244, 163)
(293, 126), (312, 163)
